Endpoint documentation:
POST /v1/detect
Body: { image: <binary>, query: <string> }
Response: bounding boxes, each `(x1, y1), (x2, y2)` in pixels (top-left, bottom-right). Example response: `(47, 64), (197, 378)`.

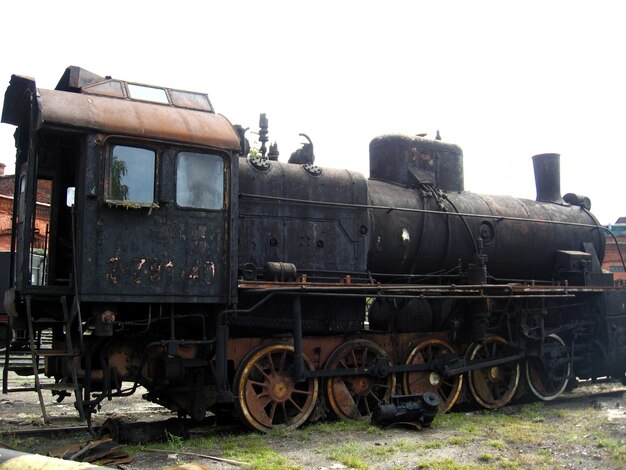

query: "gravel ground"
(0, 370), (624, 469)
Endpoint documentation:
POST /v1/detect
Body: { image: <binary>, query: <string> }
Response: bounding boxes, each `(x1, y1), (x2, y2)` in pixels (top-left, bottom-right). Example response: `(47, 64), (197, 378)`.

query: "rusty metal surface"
(36, 89), (240, 150)
(238, 160), (369, 278)
(367, 179), (605, 281)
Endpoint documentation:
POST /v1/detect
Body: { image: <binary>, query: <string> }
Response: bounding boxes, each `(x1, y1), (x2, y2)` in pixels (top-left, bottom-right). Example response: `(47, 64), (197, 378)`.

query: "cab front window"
(108, 145), (155, 204)
(176, 152), (224, 210)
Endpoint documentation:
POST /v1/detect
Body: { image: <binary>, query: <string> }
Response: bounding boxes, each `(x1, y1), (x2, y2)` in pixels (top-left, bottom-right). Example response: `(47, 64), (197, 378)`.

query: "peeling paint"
(105, 254), (218, 289)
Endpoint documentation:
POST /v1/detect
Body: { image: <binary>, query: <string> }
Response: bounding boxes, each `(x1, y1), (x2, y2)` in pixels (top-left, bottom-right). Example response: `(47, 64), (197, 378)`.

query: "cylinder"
(532, 153), (562, 203)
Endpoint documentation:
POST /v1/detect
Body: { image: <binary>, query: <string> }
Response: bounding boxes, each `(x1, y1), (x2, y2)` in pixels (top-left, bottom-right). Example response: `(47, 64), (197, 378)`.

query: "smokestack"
(532, 153), (562, 203)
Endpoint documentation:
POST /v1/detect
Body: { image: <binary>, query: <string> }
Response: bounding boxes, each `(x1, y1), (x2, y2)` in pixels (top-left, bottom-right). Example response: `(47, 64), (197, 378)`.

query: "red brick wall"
(0, 175), (51, 251)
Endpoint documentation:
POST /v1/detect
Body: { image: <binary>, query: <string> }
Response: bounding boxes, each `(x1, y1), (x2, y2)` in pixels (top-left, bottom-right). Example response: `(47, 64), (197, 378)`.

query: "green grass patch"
(487, 439), (506, 450)
(304, 419), (381, 435)
(446, 435), (470, 446)
(327, 442), (370, 470)
(415, 458), (480, 469)
(422, 440), (445, 449)
(219, 433), (299, 470)
(0, 434), (36, 451)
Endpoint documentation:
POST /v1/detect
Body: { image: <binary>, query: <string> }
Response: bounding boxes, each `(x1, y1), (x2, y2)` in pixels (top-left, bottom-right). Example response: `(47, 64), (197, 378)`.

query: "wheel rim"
(525, 333), (570, 401)
(325, 339), (395, 421)
(403, 339), (463, 412)
(235, 343), (318, 432)
(467, 336), (520, 409)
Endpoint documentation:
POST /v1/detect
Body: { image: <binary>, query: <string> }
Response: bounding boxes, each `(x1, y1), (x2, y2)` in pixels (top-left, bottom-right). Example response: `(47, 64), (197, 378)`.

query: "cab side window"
(176, 152), (224, 210)
(108, 145), (155, 204)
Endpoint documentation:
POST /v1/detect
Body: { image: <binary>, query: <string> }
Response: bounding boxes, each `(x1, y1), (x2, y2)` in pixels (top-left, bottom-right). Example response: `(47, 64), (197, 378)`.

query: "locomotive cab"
(1, 66), (241, 332)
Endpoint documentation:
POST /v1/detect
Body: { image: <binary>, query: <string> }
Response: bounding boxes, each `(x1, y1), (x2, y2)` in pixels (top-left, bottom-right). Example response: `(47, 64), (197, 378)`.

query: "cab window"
(176, 152), (224, 210)
(108, 145), (155, 204)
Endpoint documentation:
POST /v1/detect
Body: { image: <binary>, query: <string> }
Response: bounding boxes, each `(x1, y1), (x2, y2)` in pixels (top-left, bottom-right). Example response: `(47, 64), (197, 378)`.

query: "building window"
(108, 145), (155, 204)
(176, 152), (224, 210)
(609, 265), (625, 273)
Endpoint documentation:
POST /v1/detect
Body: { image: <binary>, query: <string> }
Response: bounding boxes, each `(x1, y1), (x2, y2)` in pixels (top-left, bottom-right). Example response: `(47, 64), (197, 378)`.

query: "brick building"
(0, 164), (51, 251)
(603, 217), (626, 284)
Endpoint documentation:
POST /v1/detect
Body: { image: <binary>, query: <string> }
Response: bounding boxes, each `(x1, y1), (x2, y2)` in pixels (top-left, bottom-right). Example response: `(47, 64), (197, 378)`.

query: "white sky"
(1, 0), (624, 224)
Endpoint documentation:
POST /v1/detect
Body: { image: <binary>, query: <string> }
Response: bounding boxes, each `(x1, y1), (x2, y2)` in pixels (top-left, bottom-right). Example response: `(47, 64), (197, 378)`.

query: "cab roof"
(2, 66), (241, 151)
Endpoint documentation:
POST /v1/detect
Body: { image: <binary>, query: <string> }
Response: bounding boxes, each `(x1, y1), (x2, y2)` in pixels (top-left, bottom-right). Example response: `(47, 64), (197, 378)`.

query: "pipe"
(0, 448), (114, 469)
(532, 153), (563, 203)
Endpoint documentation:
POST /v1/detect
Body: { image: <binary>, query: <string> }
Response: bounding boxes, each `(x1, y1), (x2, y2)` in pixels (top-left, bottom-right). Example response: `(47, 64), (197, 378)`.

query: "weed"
(165, 430), (184, 448)
(306, 419), (375, 435)
(421, 440), (444, 449)
(219, 433), (299, 470)
(0, 434), (35, 451)
(327, 442), (370, 470)
(415, 458), (478, 469)
(487, 439), (506, 450)
(446, 435), (469, 446)
(477, 452), (494, 462)
(497, 458), (523, 470)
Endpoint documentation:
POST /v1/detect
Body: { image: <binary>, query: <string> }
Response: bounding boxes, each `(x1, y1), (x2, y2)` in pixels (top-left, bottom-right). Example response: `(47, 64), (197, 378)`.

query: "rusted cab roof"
(2, 69), (241, 151)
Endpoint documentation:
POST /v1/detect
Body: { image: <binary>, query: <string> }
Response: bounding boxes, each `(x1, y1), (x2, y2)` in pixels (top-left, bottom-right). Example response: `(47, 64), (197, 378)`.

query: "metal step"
(39, 382), (77, 391)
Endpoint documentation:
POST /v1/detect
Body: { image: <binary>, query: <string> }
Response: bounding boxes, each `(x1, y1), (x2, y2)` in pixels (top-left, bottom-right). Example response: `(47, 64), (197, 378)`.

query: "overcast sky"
(1, 1), (624, 224)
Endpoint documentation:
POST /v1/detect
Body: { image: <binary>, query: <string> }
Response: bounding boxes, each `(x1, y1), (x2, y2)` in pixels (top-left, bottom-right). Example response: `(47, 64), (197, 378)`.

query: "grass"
(415, 458), (479, 469)
(326, 442), (370, 470)
(487, 439), (506, 450)
(117, 395), (624, 469)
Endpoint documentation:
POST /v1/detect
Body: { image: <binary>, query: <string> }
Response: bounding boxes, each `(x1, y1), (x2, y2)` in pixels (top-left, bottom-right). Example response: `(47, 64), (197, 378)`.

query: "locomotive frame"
(1, 66), (625, 432)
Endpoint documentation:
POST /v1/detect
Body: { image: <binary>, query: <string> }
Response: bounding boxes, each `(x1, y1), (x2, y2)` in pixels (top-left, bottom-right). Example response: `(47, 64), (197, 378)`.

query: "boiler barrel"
(366, 180), (605, 281)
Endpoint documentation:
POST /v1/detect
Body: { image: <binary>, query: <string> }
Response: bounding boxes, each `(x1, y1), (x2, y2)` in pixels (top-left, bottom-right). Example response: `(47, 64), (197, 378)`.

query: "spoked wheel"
(325, 339), (395, 421)
(525, 333), (571, 401)
(467, 336), (520, 409)
(403, 339), (463, 412)
(234, 343), (319, 432)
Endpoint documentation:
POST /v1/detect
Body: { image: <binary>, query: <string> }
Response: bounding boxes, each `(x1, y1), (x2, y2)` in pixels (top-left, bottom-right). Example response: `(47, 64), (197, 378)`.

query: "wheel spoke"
(268, 353), (277, 374)
(363, 396), (371, 415)
(248, 379), (269, 388)
(350, 350), (359, 368)
(338, 359), (350, 370)
(253, 362), (271, 380)
(288, 397), (304, 413)
(268, 400), (278, 421)
(281, 402), (289, 423)
(368, 390), (382, 404)
(292, 387), (313, 396)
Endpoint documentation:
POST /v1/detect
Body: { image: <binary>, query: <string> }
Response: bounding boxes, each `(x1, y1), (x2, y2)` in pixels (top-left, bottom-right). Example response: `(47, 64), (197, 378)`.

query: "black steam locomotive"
(2, 66), (625, 431)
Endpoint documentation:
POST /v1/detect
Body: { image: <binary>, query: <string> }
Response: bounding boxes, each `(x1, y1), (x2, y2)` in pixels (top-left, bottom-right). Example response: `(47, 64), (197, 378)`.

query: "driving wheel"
(525, 333), (570, 401)
(234, 342), (318, 432)
(467, 336), (520, 409)
(325, 339), (395, 421)
(403, 338), (463, 412)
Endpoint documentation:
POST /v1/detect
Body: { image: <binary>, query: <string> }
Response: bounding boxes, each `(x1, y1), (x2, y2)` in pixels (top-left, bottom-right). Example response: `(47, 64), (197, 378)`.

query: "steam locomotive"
(1, 66), (625, 431)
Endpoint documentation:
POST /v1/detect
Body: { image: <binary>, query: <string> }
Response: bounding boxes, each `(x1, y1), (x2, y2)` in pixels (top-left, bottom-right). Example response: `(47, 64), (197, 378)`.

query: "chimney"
(0, 163), (5, 177)
(532, 153), (562, 203)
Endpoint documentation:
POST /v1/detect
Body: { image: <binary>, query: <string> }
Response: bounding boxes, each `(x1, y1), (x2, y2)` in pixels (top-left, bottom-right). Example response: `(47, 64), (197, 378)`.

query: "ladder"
(2, 295), (84, 423)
